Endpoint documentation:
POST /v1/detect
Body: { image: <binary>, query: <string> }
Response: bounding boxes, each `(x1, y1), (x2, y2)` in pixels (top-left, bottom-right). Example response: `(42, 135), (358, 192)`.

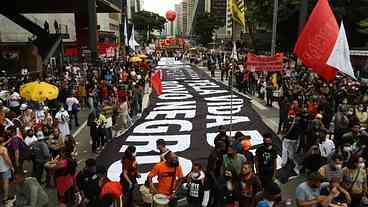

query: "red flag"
(293, 0), (339, 81)
(151, 70), (162, 96)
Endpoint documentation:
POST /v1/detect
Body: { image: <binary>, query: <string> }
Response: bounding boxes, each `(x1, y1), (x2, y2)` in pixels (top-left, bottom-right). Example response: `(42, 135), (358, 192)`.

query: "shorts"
(0, 169), (12, 180)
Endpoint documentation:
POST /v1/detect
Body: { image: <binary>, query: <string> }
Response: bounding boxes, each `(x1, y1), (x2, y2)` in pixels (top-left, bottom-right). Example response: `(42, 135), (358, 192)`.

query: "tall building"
(205, 0), (211, 13)
(211, 0), (228, 39)
(127, 0), (143, 19)
(97, 13), (121, 37)
(182, 1), (188, 36)
(186, 0), (195, 36)
(175, 4), (183, 36)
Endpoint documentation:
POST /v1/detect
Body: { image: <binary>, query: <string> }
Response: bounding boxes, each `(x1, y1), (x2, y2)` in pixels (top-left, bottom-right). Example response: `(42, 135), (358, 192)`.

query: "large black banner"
(97, 63), (277, 184)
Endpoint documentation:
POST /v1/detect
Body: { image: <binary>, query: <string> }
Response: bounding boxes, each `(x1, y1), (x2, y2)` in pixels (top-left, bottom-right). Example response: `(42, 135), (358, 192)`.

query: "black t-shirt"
(76, 169), (100, 205)
(256, 146), (277, 175)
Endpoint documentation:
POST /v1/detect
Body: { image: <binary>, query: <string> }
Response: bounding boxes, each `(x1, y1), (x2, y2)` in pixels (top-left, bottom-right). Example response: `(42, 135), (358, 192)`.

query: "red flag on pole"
(151, 70), (162, 96)
(293, 0), (339, 81)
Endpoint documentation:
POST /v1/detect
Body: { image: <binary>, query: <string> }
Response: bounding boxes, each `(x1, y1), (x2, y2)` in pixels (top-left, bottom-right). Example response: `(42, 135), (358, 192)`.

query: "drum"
(153, 194), (170, 207)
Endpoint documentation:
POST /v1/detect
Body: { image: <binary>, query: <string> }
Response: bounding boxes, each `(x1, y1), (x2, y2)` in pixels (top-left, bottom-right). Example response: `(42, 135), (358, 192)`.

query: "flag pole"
(230, 9), (235, 137)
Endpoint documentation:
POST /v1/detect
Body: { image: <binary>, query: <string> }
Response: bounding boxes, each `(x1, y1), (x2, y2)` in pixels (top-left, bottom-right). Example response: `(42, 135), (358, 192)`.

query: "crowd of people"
(201, 51), (368, 207)
(0, 53), (154, 206)
(1, 48), (368, 207)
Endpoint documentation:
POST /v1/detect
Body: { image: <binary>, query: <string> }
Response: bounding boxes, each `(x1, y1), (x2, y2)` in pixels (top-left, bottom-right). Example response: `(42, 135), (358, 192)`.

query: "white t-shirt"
(66, 97), (80, 111)
(24, 135), (38, 146)
(105, 117), (113, 128)
(319, 139), (335, 158)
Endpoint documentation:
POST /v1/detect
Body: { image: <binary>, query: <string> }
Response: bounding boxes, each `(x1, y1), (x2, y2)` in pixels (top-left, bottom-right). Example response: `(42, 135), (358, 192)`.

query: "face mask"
(343, 146), (352, 152)
(359, 163), (366, 168)
(191, 172), (200, 178)
(170, 159), (179, 167)
(334, 164), (342, 170)
(132, 152), (137, 157)
(264, 143), (272, 149)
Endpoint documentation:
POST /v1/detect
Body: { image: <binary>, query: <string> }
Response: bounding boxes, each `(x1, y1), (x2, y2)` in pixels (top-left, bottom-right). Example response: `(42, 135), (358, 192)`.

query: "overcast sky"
(143, 0), (183, 16)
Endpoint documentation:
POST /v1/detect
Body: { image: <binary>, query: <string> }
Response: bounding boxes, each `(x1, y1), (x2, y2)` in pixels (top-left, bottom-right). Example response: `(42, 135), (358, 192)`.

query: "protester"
(256, 133), (278, 185)
(13, 170), (49, 207)
(76, 158), (100, 207)
(0, 136), (14, 205)
(148, 151), (184, 206)
(184, 163), (207, 207)
(121, 145), (140, 206)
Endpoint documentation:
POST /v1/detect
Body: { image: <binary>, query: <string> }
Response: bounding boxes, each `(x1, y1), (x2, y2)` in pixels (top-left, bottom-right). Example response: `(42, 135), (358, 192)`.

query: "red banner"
(246, 53), (284, 72)
(98, 43), (119, 58)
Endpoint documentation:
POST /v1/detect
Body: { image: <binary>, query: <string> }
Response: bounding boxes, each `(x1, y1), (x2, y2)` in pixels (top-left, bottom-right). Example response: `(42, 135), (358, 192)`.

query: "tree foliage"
(244, 0), (368, 51)
(193, 12), (223, 46)
(131, 11), (166, 45)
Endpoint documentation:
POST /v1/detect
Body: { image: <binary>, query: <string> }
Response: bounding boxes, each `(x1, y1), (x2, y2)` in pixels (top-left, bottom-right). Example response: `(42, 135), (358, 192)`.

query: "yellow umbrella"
(137, 54), (148, 59)
(20, 81), (59, 102)
(129, 56), (143, 62)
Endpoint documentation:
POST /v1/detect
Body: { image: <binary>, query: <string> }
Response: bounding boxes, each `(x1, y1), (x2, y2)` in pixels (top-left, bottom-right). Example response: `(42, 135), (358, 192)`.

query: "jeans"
(105, 127), (112, 142)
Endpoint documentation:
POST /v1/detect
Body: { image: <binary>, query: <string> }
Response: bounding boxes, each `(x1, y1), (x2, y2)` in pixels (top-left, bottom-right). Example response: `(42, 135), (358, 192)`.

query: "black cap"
(156, 139), (166, 146)
(85, 158), (96, 168)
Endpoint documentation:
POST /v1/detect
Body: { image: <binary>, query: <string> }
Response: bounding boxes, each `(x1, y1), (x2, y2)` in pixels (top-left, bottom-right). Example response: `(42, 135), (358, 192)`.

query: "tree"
(131, 11), (166, 45)
(193, 12), (223, 46)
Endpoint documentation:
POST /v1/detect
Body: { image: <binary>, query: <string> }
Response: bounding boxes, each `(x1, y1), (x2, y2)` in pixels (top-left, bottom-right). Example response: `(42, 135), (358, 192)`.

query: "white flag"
(327, 21), (356, 79)
(129, 24), (139, 50)
(124, 17), (128, 46)
(231, 41), (238, 61)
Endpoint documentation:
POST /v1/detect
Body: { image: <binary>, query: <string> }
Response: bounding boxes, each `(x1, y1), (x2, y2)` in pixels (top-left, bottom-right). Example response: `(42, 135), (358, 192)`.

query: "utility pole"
(271, 0), (278, 56)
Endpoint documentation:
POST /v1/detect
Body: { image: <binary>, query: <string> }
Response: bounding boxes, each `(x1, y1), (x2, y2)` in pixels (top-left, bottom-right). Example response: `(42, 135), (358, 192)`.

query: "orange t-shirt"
(148, 162), (184, 196)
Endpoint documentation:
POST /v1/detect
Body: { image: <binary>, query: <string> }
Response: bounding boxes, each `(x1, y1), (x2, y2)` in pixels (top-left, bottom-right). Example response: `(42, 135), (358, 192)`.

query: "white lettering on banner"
(163, 88), (189, 93)
(155, 101), (196, 110)
(107, 156), (192, 184)
(207, 101), (244, 106)
(198, 89), (228, 96)
(159, 93), (193, 100)
(207, 130), (264, 147)
(119, 135), (191, 153)
(187, 82), (219, 88)
(162, 81), (179, 85)
(205, 95), (243, 105)
(207, 115), (250, 128)
(146, 110), (196, 119)
(208, 105), (243, 115)
(133, 120), (192, 134)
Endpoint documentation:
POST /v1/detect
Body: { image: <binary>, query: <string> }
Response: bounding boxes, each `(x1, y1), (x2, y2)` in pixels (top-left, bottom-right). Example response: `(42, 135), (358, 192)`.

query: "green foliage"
(131, 11), (166, 32)
(193, 12), (223, 46)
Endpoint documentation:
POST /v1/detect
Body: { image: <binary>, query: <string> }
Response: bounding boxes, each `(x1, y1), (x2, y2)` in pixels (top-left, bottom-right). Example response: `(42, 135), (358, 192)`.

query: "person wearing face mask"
(355, 105), (368, 128)
(256, 133), (277, 186)
(319, 154), (344, 182)
(148, 151), (184, 206)
(296, 171), (334, 207)
(342, 155), (367, 207)
(342, 124), (368, 147)
(76, 159), (100, 207)
(207, 138), (227, 207)
(223, 142), (247, 205)
(55, 105), (70, 137)
(184, 163), (207, 207)
(236, 162), (262, 207)
(121, 145), (140, 207)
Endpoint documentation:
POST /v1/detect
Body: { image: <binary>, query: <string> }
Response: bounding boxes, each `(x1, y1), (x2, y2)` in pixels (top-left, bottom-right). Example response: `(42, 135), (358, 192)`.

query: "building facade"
(175, 4), (183, 37)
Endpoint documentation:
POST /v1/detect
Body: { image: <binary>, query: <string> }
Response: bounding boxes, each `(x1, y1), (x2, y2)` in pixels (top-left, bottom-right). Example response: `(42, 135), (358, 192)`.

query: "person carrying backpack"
(46, 148), (79, 206)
